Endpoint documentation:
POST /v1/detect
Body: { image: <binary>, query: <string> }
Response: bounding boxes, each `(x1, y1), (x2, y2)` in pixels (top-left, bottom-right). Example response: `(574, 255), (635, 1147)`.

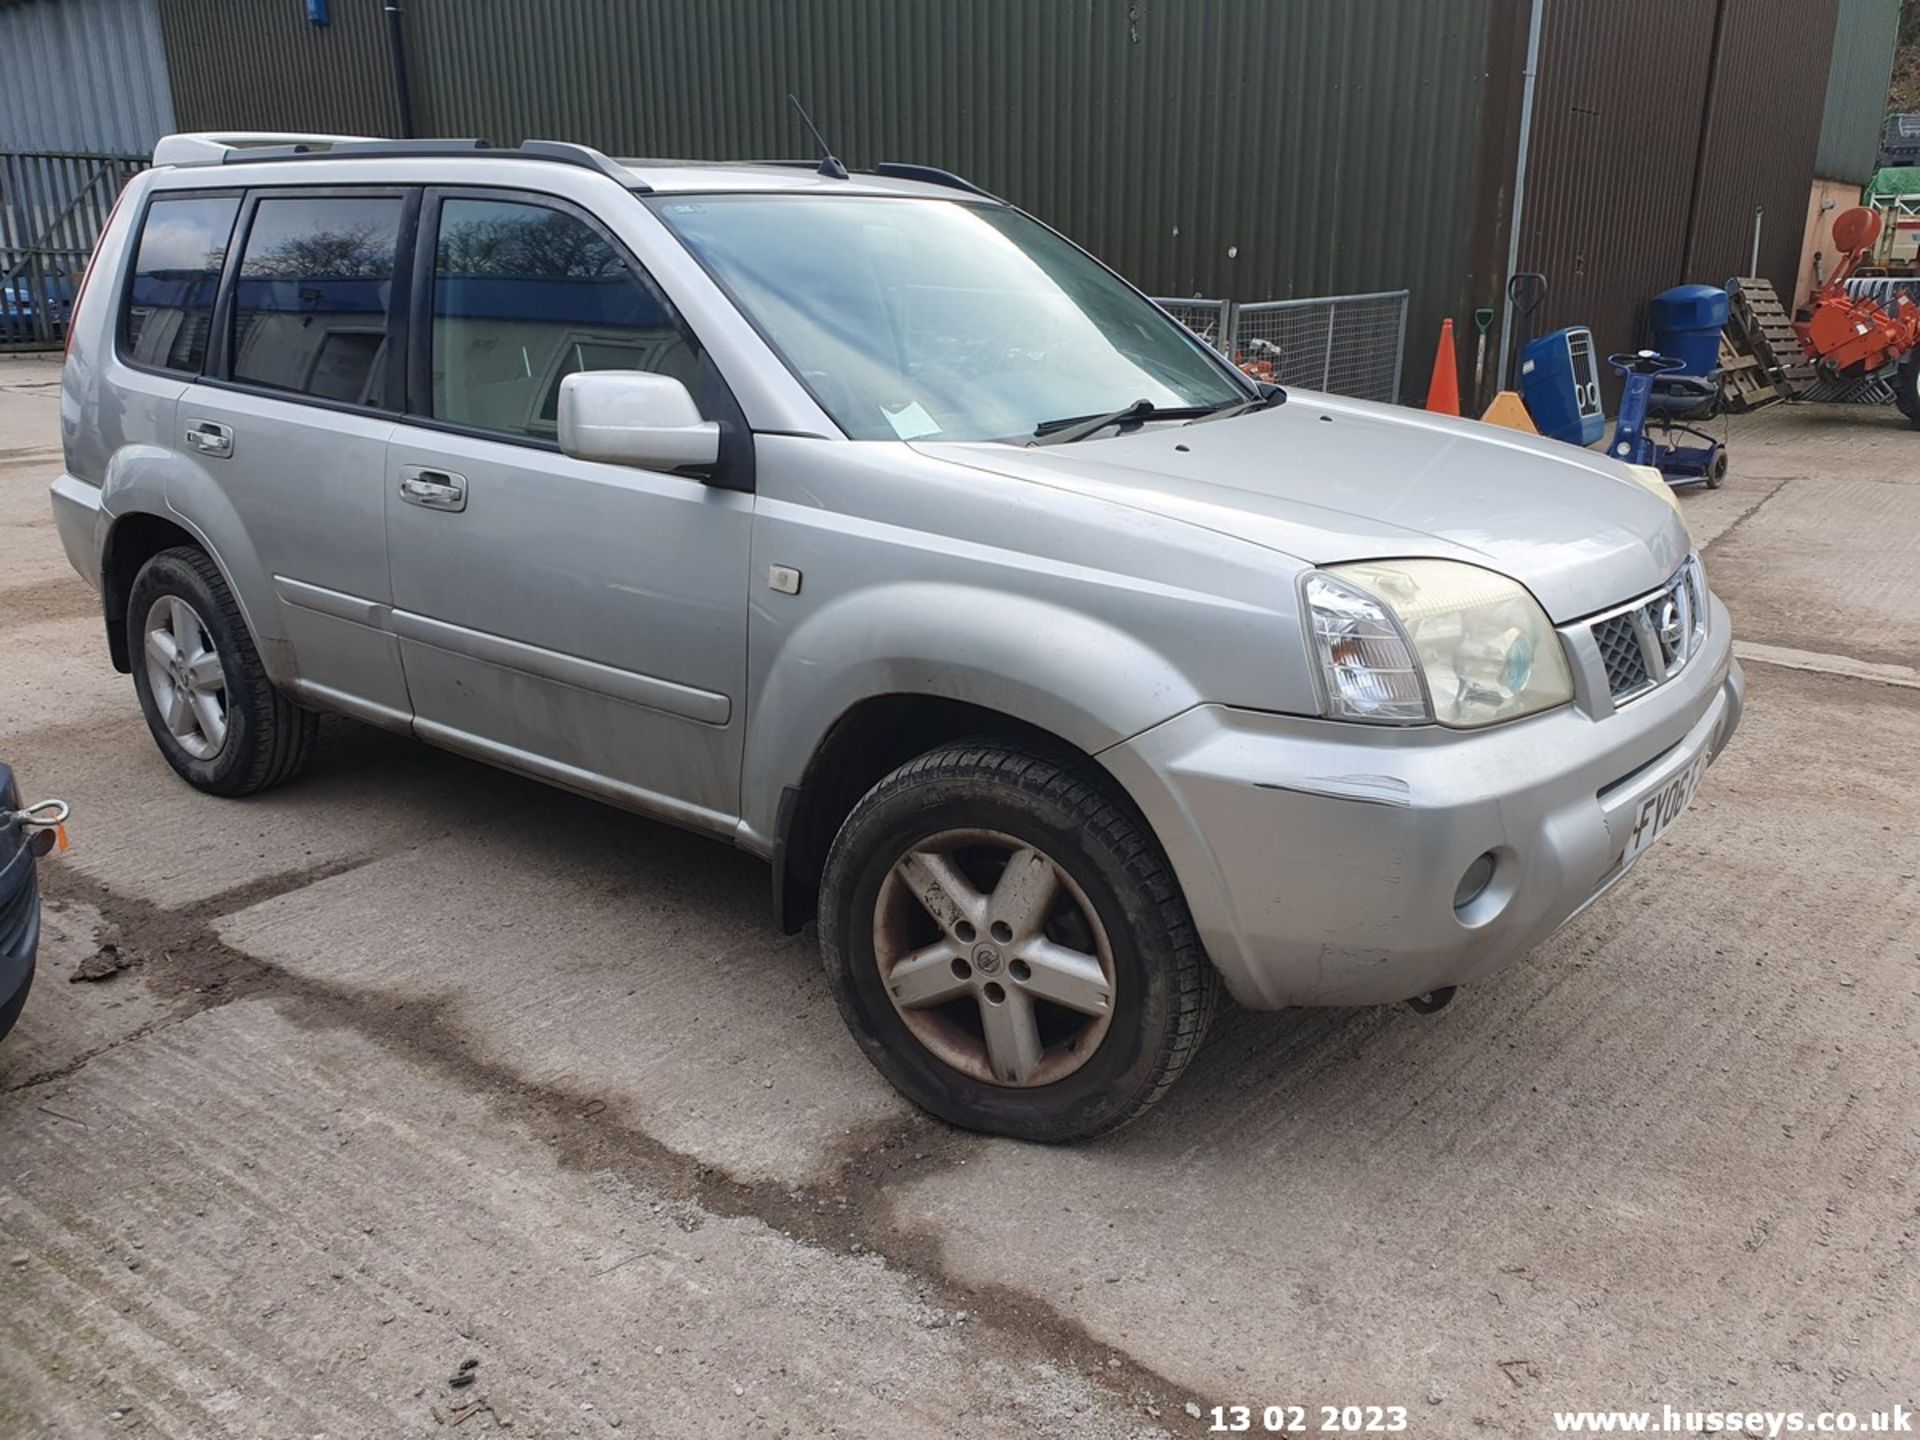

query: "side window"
(231, 194), (403, 406)
(123, 194), (241, 374)
(430, 196), (701, 440)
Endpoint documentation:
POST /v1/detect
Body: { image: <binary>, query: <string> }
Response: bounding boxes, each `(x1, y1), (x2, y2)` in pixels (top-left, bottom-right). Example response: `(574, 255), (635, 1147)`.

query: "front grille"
(1588, 559), (1708, 707)
(1593, 614), (1653, 700)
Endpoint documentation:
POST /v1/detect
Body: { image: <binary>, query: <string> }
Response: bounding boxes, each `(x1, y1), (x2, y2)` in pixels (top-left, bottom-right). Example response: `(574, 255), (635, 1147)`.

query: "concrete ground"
(1, 347), (1915, 1438)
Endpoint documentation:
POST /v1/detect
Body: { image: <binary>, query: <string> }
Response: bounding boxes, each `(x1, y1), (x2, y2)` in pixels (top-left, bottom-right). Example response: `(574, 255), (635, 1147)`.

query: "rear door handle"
(184, 419), (233, 458)
(399, 466), (468, 512)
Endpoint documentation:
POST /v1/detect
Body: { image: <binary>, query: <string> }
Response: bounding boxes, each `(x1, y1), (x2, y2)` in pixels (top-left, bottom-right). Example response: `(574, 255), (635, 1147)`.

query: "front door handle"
(184, 419), (233, 458)
(399, 466), (468, 513)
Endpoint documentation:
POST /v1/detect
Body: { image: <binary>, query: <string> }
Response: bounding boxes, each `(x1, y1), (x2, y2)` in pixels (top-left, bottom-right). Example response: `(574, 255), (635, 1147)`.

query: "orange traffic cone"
(1425, 319), (1461, 415)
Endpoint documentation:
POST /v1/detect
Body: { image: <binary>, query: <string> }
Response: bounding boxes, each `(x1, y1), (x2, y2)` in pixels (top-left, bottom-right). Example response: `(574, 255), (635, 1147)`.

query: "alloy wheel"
(143, 594), (229, 760)
(872, 829), (1117, 1087)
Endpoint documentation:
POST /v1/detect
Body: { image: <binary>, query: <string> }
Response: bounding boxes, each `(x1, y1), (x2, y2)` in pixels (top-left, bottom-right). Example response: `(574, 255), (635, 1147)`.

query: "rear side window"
(429, 196), (701, 440)
(231, 195), (403, 406)
(123, 194), (241, 374)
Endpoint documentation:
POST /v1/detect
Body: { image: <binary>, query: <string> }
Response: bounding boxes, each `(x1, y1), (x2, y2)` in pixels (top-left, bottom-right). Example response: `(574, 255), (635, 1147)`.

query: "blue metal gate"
(1, 151), (146, 351)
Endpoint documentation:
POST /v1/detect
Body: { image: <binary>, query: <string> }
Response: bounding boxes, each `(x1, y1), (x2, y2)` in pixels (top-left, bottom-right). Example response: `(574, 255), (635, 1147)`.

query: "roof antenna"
(789, 94), (849, 179)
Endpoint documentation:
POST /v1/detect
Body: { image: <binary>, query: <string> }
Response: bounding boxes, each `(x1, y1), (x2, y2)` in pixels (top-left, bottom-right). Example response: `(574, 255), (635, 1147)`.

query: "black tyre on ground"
(818, 740), (1219, 1142)
(1896, 356), (1920, 428)
(1706, 448), (1729, 488)
(0, 961), (32, 1043)
(126, 546), (318, 797)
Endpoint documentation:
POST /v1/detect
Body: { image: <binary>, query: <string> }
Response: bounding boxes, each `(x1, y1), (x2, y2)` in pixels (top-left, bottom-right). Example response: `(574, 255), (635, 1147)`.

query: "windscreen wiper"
(1030, 398), (1191, 446)
(1187, 383), (1287, 425)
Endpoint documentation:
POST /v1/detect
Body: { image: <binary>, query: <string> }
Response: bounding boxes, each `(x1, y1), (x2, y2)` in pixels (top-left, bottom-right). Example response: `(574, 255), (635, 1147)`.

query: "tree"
(243, 225), (391, 280)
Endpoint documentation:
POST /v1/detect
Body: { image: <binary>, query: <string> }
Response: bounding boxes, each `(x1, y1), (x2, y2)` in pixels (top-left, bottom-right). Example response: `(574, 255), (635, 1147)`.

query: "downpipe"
(384, 0), (416, 138)
(1405, 987), (1456, 1015)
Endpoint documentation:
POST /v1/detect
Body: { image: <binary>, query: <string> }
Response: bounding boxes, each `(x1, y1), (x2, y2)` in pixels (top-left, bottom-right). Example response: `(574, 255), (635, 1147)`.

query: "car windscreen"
(651, 195), (1247, 442)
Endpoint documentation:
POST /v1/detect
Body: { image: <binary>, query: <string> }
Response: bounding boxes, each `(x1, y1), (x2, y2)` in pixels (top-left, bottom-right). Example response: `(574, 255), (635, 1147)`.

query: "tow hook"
(1406, 987), (1456, 1015)
(10, 799), (71, 858)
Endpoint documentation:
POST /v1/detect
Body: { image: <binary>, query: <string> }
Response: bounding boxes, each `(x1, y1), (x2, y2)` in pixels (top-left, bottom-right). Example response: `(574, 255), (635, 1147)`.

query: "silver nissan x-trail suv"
(52, 132), (1743, 1140)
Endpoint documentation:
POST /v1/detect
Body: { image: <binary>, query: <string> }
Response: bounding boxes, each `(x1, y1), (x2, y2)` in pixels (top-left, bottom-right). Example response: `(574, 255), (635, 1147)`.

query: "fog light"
(1454, 852), (1497, 912)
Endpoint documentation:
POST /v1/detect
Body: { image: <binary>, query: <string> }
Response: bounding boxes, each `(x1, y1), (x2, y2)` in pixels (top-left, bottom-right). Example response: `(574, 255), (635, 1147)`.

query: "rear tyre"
(1705, 448), (1729, 488)
(127, 547), (318, 797)
(818, 740), (1219, 1142)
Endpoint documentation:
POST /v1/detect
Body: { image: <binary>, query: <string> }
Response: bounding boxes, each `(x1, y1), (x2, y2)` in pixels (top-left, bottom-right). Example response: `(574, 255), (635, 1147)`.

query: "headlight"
(1303, 559), (1574, 728)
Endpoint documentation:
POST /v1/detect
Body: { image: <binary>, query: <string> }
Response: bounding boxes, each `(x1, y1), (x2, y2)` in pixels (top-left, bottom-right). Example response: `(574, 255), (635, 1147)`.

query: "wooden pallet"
(1721, 277), (1816, 411)
(1716, 337), (1778, 409)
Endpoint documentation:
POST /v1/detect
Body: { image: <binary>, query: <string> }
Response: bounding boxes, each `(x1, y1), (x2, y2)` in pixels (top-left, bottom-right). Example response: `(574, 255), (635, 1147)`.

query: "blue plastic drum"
(1648, 284), (1729, 377)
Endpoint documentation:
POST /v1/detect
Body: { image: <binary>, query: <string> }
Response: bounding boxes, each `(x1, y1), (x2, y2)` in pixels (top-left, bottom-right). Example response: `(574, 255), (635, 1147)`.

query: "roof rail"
(873, 162), (1002, 202)
(756, 157), (1004, 202)
(515, 139), (644, 186)
(150, 133), (646, 189)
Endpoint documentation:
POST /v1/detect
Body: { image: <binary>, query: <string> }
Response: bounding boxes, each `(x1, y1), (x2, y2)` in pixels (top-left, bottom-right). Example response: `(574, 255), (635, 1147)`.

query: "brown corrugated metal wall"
(1517, 0), (1717, 375)
(1687, 1), (1840, 293)
(1516, 0), (1839, 395)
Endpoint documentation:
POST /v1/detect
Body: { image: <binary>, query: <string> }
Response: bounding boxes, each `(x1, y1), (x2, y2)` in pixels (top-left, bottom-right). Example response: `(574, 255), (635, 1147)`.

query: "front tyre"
(818, 741), (1218, 1142)
(127, 547), (317, 797)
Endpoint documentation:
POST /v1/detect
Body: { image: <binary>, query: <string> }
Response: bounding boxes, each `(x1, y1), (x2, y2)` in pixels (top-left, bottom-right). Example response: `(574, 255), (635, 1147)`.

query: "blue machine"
(1606, 351), (1727, 489)
(1648, 284), (1729, 377)
(1519, 326), (1606, 446)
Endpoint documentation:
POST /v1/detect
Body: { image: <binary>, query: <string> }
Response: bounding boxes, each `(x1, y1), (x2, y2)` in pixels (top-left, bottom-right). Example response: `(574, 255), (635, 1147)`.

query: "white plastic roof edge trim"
(152, 132), (383, 167)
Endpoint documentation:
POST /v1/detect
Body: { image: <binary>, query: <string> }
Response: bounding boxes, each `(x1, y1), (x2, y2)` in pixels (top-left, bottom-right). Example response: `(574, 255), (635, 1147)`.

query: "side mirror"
(557, 371), (721, 473)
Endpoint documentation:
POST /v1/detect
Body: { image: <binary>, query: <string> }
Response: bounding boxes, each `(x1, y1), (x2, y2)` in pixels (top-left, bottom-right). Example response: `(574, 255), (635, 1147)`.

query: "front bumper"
(1103, 602), (1744, 1009)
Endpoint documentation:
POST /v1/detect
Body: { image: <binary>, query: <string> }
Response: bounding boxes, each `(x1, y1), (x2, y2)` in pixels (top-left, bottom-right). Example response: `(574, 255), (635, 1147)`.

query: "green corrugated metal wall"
(156, 0), (1509, 396)
(157, 0), (401, 136)
(1816, 0), (1902, 183)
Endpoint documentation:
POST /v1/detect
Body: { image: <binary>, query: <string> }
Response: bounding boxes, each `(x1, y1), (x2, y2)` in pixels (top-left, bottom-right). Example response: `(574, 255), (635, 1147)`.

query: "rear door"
(383, 187), (753, 834)
(106, 186), (242, 535)
(175, 186), (416, 724)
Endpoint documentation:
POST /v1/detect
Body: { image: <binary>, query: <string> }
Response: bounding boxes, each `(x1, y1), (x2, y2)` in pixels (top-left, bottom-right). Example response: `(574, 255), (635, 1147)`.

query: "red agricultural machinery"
(1796, 207), (1920, 425)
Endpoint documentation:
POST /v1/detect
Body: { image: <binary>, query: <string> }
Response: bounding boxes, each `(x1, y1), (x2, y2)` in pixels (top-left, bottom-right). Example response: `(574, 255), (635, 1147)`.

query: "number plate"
(1621, 745), (1710, 869)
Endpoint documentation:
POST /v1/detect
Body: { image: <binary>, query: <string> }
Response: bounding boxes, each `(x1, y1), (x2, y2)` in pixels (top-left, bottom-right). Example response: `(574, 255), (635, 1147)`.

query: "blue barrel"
(1648, 284), (1728, 377)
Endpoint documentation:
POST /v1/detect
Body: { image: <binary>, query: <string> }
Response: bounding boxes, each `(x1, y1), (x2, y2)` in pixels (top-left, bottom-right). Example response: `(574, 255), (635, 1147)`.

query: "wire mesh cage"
(1232, 290), (1409, 403)
(1151, 297), (1235, 355)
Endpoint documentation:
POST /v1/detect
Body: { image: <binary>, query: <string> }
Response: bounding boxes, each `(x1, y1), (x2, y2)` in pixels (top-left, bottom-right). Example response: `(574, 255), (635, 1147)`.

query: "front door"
(383, 189), (752, 834)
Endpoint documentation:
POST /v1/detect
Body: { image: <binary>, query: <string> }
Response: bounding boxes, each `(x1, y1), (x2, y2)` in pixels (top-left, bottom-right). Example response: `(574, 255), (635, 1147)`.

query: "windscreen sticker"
(881, 399), (942, 440)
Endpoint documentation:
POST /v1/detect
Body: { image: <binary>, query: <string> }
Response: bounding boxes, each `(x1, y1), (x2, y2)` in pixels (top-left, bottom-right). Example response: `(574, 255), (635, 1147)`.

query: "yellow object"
(1479, 391), (1538, 432)
(1623, 464), (1690, 540)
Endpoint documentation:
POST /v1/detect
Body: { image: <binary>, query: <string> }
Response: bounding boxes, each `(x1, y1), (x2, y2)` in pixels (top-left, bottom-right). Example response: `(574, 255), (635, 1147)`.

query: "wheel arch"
(772, 695), (1095, 935)
(751, 583), (1208, 934)
(99, 506), (282, 677)
(769, 693), (1189, 937)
